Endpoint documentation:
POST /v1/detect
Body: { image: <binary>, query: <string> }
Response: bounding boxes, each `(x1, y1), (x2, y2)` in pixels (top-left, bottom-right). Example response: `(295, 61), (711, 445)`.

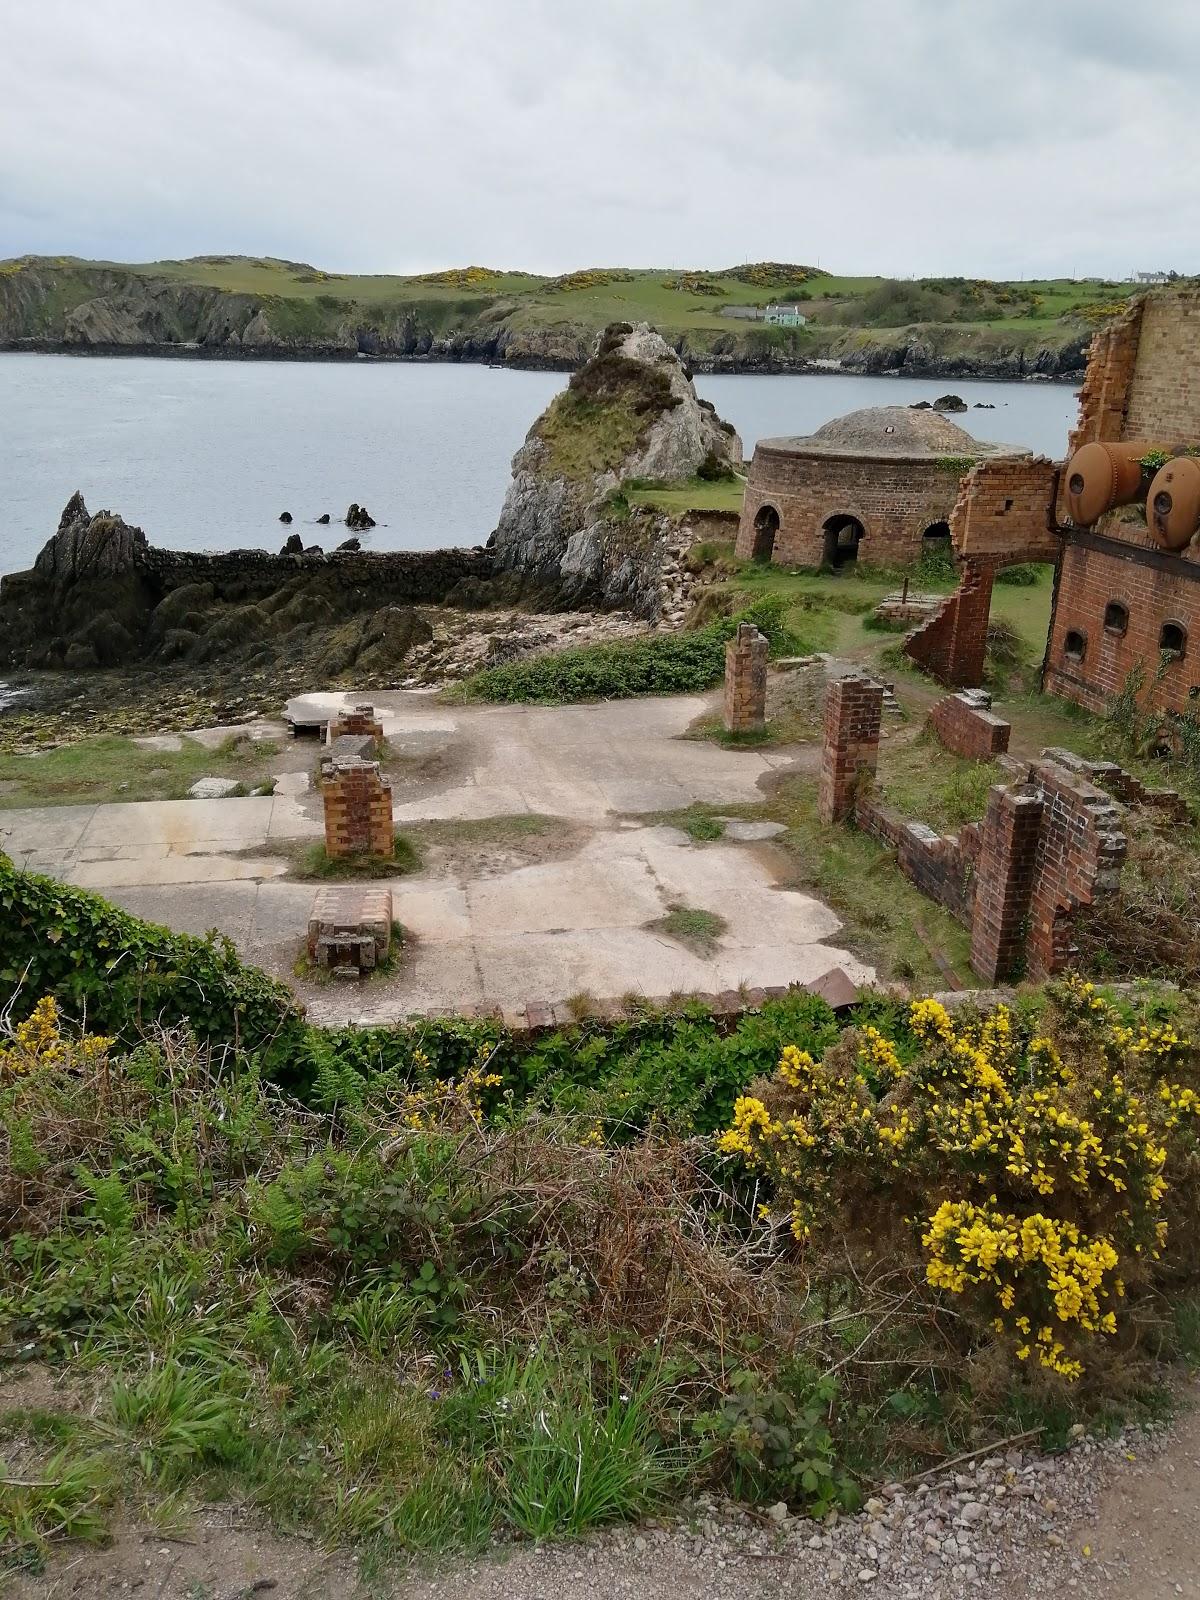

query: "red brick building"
(905, 289), (1200, 714)
(735, 406), (1027, 570)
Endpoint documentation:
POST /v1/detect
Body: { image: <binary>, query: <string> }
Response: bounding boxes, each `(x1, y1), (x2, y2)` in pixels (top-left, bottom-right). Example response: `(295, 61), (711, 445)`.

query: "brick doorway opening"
(751, 504), (779, 562)
(922, 519), (952, 546)
(822, 514), (864, 570)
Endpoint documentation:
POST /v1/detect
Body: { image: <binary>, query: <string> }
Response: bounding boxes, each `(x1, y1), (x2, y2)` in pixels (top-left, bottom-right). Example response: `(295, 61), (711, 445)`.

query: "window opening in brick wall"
(750, 503), (779, 563)
(1103, 601), (1129, 635)
(922, 520), (952, 544)
(821, 513), (864, 571)
(1064, 628), (1087, 662)
(1160, 620), (1187, 658)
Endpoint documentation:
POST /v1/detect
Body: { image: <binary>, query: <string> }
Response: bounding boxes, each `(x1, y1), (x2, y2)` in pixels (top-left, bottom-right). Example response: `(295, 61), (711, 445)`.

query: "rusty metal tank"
(1062, 441), (1163, 526)
(1147, 457), (1200, 550)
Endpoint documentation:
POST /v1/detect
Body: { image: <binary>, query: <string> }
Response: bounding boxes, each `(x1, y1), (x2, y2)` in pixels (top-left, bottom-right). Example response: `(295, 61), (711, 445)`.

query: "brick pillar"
(969, 784), (1045, 983)
(943, 561), (994, 688)
(322, 758), (394, 857)
(818, 675), (883, 824)
(723, 623), (769, 734)
(1025, 761), (1127, 980)
(328, 703), (384, 744)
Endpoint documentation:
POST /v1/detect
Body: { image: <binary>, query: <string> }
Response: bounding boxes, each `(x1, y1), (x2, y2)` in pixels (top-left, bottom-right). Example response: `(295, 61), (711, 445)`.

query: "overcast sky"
(2, 0), (1197, 280)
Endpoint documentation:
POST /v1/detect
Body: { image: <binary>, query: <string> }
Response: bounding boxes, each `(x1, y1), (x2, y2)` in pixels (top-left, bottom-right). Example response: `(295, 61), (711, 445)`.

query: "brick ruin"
(321, 758), (394, 859)
(928, 688), (1011, 761)
(329, 704), (385, 744)
(307, 885), (393, 974)
(736, 406), (1028, 570)
(904, 289), (1200, 718)
(723, 623), (768, 733)
(814, 674), (1170, 983)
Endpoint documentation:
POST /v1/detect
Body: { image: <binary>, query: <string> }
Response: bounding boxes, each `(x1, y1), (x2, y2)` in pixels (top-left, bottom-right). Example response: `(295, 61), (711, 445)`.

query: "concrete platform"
(2, 689), (872, 1023)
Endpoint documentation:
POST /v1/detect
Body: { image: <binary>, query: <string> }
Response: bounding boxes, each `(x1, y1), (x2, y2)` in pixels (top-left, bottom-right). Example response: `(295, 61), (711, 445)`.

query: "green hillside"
(0, 254), (1147, 375)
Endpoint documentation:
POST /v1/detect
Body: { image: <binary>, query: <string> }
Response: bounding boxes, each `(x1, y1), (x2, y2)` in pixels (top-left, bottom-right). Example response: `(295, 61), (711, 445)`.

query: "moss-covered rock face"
(0, 495), (493, 679)
(491, 323), (742, 617)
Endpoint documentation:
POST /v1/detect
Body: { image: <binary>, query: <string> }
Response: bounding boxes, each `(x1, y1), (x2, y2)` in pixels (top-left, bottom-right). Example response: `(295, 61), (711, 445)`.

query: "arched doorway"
(822, 514), (864, 570)
(922, 520), (952, 545)
(751, 504), (779, 562)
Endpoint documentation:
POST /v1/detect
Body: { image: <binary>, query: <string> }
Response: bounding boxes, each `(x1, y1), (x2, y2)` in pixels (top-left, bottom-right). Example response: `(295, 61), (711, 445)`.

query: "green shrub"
(457, 598), (802, 706)
(995, 563), (1043, 586)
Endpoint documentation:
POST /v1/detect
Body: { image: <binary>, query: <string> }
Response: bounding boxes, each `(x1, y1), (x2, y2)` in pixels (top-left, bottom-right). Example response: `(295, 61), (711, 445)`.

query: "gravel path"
(14, 1385), (1198, 1600)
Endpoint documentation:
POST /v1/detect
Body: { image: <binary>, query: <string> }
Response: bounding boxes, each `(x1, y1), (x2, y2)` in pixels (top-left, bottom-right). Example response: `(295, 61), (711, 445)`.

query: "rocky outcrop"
(0, 495), (494, 675)
(490, 323), (742, 615)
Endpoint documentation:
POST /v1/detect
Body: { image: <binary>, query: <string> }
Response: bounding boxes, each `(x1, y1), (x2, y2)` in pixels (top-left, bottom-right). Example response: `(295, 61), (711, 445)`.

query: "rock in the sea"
(909, 400), (932, 410)
(346, 503), (376, 530)
(279, 511), (293, 524)
(281, 533), (304, 554)
(490, 321), (741, 616)
(933, 393), (968, 413)
(187, 776), (242, 799)
(338, 536), (362, 552)
(34, 492), (147, 582)
(317, 513), (331, 525)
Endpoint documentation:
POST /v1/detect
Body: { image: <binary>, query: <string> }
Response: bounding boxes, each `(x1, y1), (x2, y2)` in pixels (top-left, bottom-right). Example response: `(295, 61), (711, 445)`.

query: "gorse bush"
(718, 980), (1200, 1382)
(457, 598), (803, 705)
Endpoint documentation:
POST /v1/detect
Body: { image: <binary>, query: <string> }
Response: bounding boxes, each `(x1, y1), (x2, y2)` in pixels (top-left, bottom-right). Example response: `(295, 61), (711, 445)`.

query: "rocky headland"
(492, 322), (741, 616)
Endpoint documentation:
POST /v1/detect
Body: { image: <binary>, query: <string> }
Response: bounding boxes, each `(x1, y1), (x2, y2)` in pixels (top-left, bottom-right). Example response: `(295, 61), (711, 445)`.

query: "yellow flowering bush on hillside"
(718, 978), (1200, 1380)
(0, 997), (113, 1078)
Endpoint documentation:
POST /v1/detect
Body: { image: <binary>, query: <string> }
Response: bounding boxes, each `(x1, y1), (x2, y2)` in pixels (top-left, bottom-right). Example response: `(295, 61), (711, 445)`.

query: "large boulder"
(490, 322), (741, 614)
(33, 492), (147, 582)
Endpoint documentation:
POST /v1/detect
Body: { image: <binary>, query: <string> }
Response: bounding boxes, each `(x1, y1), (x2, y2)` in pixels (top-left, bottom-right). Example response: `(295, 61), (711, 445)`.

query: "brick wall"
(817, 675), (883, 823)
(736, 448), (963, 567)
(322, 759), (394, 858)
(1123, 290), (1200, 443)
(950, 456), (1061, 564)
(969, 784), (1046, 982)
(723, 623), (768, 733)
(1042, 746), (1189, 821)
(1043, 528), (1200, 714)
(928, 689), (1011, 760)
(903, 560), (995, 687)
(1068, 300), (1144, 454)
(1026, 761), (1127, 979)
(856, 795), (981, 922)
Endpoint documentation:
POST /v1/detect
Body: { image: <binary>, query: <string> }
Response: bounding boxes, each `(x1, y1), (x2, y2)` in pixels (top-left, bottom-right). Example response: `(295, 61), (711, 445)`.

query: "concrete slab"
(391, 786), (529, 824)
(103, 883), (259, 944)
(0, 805), (97, 857)
(67, 855), (287, 890)
(719, 819), (789, 841)
(81, 798), (276, 849)
(392, 883), (472, 943)
(466, 853), (661, 938)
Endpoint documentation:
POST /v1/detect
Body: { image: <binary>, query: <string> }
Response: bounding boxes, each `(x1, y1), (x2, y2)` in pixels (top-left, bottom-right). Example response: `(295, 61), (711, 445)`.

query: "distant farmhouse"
(763, 302), (808, 326)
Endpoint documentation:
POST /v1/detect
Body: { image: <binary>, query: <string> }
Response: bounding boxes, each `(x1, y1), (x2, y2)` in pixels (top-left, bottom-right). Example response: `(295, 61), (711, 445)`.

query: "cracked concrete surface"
(0, 690), (870, 1021)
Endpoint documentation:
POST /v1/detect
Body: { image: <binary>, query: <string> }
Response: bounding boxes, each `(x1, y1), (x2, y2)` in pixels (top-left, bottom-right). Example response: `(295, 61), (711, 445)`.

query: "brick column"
(723, 624), (769, 734)
(818, 675), (883, 824)
(322, 758), (394, 857)
(329, 704), (384, 744)
(970, 784), (1045, 983)
(1025, 760), (1127, 979)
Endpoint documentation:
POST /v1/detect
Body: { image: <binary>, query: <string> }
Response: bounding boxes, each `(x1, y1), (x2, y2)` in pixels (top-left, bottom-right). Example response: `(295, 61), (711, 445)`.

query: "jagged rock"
(317, 513), (331, 525)
(279, 511), (293, 524)
(303, 545), (323, 556)
(34, 493), (147, 582)
(909, 400), (932, 410)
(933, 393), (968, 413)
(490, 322), (742, 616)
(281, 533), (304, 555)
(338, 537), (362, 552)
(345, 503), (376, 530)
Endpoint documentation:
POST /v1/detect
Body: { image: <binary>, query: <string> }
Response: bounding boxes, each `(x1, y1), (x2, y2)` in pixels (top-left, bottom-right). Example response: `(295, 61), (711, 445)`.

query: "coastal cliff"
(0, 256), (1097, 378)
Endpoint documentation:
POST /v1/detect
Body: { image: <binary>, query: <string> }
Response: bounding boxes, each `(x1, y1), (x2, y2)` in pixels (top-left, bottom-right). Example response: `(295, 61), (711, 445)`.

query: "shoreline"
(0, 339), (1083, 386)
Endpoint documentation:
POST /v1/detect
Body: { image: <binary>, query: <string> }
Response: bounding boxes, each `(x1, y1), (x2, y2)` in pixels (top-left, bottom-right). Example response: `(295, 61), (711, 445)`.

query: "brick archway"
(750, 503), (779, 562)
(822, 513), (865, 570)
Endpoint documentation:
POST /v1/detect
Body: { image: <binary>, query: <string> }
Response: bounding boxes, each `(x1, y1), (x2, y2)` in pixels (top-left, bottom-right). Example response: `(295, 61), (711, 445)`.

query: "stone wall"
(928, 689), (1011, 761)
(136, 543), (492, 603)
(817, 674), (883, 823)
(723, 623), (768, 733)
(322, 759), (394, 858)
(736, 449), (960, 568)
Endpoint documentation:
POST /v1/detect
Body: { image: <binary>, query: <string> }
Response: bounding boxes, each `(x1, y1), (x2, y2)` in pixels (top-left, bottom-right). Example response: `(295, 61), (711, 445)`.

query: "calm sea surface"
(0, 355), (1077, 576)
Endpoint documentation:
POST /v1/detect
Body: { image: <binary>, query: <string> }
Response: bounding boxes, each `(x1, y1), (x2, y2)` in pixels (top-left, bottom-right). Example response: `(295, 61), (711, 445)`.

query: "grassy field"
(0, 733), (280, 809)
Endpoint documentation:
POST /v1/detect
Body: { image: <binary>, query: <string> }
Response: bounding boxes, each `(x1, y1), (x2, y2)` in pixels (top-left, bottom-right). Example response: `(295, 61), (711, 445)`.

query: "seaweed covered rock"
(491, 322), (741, 616)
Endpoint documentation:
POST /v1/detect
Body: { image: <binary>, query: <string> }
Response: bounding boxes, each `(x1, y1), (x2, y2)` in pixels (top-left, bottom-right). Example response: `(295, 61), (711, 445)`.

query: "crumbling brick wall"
(723, 623), (768, 733)
(1122, 290), (1200, 444)
(817, 674), (883, 823)
(1025, 760), (1127, 979)
(856, 796), (981, 922)
(902, 560), (995, 688)
(949, 457), (1061, 564)
(928, 689), (1011, 761)
(1068, 300), (1145, 454)
(969, 784), (1046, 982)
(322, 758), (394, 858)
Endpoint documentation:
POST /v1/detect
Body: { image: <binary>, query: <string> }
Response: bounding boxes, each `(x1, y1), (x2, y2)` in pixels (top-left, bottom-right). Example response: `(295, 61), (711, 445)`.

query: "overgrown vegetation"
(1, 977), (1195, 1575)
(0, 733), (278, 810)
(294, 834), (423, 880)
(455, 598), (801, 705)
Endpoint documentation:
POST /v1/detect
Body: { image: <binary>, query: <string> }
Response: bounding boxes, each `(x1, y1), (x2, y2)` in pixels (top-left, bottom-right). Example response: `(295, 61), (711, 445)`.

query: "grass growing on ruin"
(874, 732), (997, 832)
(293, 834), (423, 880)
(649, 904), (728, 956)
(0, 733), (280, 810)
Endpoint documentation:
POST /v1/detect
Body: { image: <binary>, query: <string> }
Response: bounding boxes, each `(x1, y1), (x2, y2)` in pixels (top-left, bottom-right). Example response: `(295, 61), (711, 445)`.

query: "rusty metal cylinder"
(1147, 457), (1200, 551)
(1062, 441), (1162, 526)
